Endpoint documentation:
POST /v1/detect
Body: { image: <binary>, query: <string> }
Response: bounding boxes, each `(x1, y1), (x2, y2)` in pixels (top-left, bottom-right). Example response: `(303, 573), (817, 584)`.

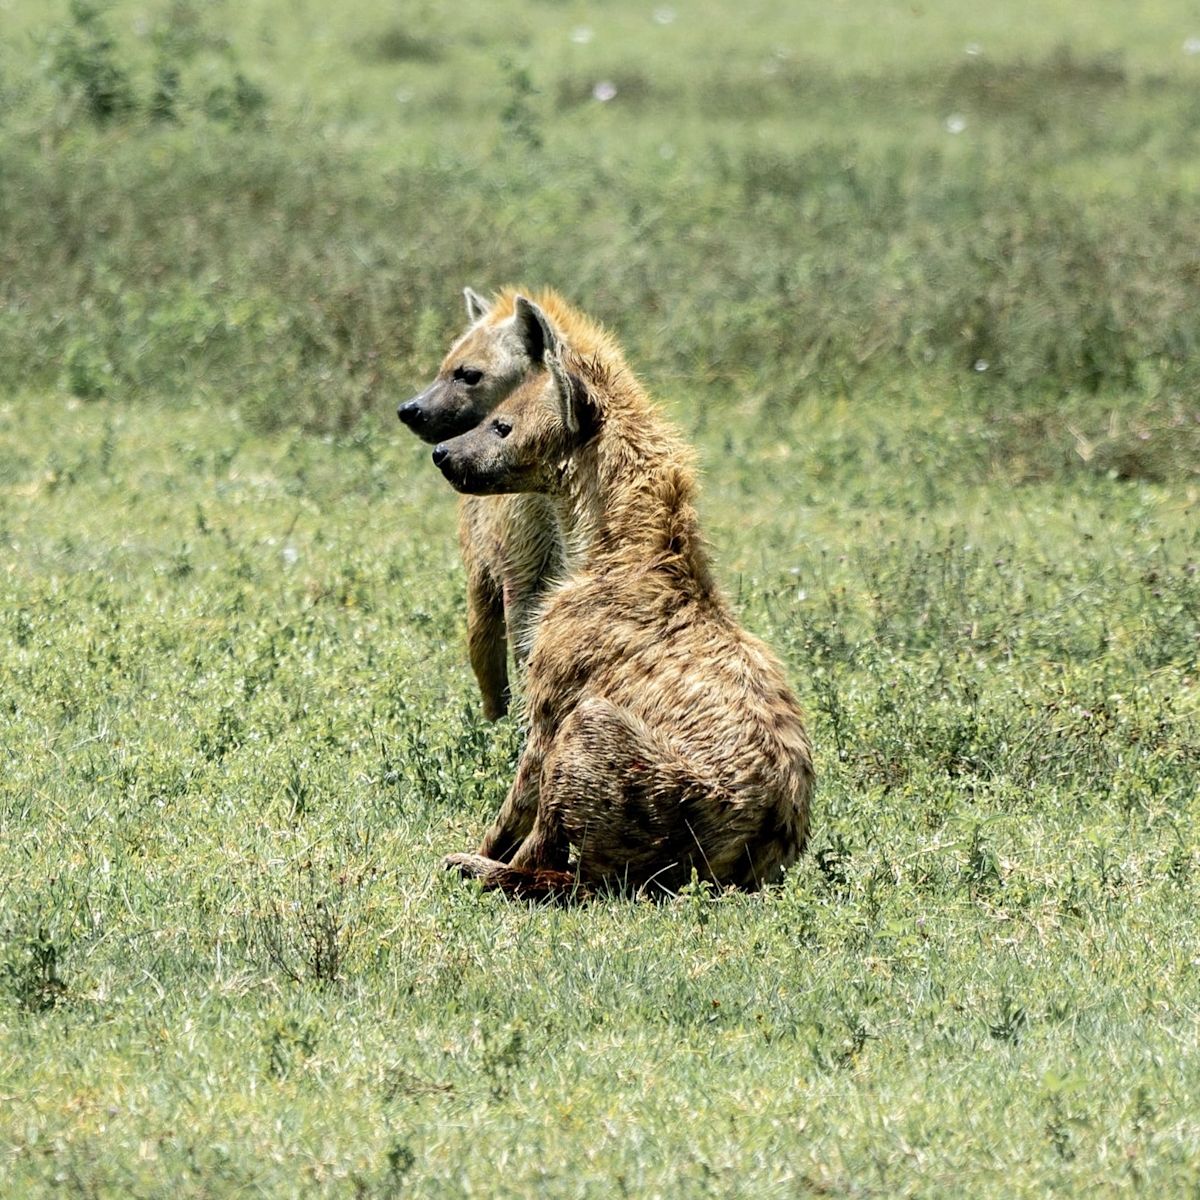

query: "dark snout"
(396, 397), (423, 428)
(396, 382), (440, 441)
(397, 379), (469, 444)
(431, 427), (500, 494)
(432, 440), (464, 489)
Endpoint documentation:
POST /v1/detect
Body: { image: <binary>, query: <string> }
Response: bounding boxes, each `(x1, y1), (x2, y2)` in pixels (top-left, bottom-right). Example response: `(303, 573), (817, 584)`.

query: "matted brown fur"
(398, 288), (625, 719)
(436, 299), (814, 898)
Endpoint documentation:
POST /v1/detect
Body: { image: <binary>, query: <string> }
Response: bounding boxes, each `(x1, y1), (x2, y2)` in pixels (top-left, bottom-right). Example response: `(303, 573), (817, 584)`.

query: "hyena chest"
(497, 496), (563, 598)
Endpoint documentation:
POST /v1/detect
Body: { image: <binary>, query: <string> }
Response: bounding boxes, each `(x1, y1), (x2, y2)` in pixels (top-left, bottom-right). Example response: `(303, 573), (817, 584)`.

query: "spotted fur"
(435, 297), (814, 897)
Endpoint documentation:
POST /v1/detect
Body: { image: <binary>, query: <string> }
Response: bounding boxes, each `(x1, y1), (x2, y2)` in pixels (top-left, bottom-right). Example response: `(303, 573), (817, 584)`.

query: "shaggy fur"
(434, 298), (814, 898)
(397, 287), (622, 719)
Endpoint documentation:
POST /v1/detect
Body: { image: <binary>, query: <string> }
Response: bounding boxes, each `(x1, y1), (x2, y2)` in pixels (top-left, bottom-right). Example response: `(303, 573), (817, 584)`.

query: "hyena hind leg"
(510, 697), (746, 894)
(442, 853), (584, 903)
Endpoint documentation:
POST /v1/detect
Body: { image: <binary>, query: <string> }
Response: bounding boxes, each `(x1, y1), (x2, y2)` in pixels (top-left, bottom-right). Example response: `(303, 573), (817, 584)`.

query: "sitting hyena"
(431, 297), (814, 898)
(397, 287), (623, 719)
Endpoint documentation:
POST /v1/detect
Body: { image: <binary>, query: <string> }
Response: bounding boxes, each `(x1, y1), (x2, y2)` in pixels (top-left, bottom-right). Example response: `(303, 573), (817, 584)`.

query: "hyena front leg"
(444, 729), (571, 895)
(466, 569), (509, 721)
(504, 699), (620, 877)
(473, 730), (548, 861)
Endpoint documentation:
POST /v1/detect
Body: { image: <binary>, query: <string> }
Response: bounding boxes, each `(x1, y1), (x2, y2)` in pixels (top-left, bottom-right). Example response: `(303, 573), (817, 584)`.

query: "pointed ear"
(546, 348), (580, 436)
(545, 351), (601, 440)
(463, 287), (491, 322)
(512, 296), (591, 436)
(512, 294), (559, 364)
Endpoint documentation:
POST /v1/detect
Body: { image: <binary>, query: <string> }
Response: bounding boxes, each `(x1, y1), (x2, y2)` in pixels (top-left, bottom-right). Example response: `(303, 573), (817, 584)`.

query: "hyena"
(431, 297), (814, 899)
(397, 287), (622, 720)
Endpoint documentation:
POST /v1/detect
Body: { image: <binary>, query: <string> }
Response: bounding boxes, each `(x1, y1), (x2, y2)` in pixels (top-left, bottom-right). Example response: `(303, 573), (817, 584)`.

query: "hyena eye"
(493, 420), (512, 439)
(454, 367), (484, 386)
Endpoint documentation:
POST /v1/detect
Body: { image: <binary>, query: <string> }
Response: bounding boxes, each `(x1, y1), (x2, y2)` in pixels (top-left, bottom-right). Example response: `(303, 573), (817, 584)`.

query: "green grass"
(2, 1), (1200, 1195)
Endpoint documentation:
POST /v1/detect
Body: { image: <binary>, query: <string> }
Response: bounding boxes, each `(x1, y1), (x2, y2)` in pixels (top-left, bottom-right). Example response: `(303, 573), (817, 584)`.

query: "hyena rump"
(432, 297), (814, 898)
(397, 287), (621, 719)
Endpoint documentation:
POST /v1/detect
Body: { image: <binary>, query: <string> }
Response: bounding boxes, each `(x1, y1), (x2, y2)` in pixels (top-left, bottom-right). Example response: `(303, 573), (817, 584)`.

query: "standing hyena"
(431, 297), (814, 898)
(397, 287), (623, 720)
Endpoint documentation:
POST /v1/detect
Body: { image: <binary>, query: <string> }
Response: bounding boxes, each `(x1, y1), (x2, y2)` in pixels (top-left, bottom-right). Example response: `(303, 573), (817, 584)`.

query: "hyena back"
(397, 287), (621, 719)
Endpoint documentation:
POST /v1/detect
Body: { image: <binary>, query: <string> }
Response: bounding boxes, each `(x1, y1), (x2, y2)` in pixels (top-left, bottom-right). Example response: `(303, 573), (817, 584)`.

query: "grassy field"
(2, 1), (1199, 1195)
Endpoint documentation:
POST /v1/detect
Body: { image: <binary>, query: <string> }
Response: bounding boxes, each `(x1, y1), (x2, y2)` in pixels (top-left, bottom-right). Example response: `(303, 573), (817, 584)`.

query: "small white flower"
(282, 545), (300, 566)
(394, 88), (413, 104)
(653, 7), (676, 25)
(1184, 37), (1200, 55)
(570, 26), (594, 44)
(964, 42), (982, 57)
(944, 114), (967, 134)
(593, 80), (617, 102)
(973, 359), (989, 372)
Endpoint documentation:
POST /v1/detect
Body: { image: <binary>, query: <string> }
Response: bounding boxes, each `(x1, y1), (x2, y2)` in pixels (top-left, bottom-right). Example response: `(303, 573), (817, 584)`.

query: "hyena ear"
(545, 348), (579, 436)
(512, 294), (558, 364)
(545, 347), (601, 440)
(513, 295), (591, 436)
(463, 287), (491, 322)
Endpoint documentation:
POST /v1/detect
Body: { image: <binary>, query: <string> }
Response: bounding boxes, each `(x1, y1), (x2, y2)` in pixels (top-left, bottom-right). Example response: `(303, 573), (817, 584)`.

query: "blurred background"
(2, 0), (1198, 485)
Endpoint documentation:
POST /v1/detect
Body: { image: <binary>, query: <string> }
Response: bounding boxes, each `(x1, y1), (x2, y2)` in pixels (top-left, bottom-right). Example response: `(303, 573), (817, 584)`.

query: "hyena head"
(432, 296), (601, 496)
(397, 287), (551, 444)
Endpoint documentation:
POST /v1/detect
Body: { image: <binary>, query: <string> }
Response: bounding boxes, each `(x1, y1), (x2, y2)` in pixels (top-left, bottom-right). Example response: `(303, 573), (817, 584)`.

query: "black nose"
(431, 445), (449, 467)
(397, 400), (422, 427)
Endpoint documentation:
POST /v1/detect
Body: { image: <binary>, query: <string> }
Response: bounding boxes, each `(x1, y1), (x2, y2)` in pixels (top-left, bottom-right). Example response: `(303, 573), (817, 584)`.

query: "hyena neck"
(558, 412), (718, 597)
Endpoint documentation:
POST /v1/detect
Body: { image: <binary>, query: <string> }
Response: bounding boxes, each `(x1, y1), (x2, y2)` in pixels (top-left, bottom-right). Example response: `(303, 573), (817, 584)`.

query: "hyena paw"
(442, 852), (497, 879)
